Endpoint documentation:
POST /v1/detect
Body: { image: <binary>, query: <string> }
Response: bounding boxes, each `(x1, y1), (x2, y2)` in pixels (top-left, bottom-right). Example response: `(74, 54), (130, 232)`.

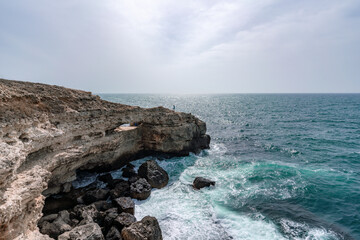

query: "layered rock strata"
(0, 79), (210, 240)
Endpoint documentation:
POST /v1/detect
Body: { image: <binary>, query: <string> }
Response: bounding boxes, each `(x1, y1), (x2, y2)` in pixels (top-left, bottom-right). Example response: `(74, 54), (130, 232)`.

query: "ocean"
(98, 94), (360, 240)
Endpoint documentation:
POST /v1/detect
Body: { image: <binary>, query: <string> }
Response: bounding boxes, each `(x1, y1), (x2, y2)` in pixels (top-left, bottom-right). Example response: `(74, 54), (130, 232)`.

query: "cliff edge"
(0, 79), (210, 240)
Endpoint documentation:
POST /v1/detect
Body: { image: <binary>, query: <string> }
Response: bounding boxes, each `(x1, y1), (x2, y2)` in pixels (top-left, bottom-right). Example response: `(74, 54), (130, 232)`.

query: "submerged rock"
(193, 177), (215, 190)
(121, 216), (162, 240)
(130, 178), (152, 200)
(138, 160), (169, 189)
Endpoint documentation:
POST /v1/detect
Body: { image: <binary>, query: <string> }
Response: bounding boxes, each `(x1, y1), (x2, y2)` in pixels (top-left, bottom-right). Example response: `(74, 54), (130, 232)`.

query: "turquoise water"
(99, 94), (360, 240)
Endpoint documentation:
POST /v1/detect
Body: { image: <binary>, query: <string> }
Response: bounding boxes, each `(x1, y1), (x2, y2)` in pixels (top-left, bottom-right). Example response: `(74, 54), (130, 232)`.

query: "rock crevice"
(0, 79), (210, 240)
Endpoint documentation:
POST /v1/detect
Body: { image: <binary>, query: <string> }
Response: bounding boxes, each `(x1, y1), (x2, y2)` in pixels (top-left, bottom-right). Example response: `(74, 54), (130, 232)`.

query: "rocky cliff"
(0, 79), (210, 240)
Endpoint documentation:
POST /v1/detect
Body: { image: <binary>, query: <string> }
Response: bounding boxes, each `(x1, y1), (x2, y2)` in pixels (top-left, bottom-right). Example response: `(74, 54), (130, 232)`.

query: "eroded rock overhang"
(0, 79), (210, 240)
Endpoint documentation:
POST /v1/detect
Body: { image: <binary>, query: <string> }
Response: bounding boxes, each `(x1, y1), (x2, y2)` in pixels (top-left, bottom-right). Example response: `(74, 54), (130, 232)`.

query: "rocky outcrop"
(138, 160), (169, 189)
(121, 216), (162, 240)
(193, 177), (215, 190)
(0, 79), (210, 239)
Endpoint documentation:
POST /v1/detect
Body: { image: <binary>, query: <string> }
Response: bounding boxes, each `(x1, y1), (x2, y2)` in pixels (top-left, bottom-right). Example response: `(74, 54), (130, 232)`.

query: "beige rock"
(0, 79), (210, 239)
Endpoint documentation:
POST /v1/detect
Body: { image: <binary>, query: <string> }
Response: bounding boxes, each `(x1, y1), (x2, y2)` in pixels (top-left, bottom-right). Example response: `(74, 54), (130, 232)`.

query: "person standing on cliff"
(173, 105), (175, 110)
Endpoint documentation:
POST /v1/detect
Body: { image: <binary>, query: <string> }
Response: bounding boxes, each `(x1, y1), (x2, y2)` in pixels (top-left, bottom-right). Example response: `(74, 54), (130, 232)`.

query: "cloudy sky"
(0, 0), (359, 93)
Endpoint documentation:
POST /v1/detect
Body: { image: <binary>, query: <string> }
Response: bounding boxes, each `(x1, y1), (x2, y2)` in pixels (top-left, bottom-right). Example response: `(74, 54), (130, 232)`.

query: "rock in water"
(121, 216), (162, 240)
(113, 197), (135, 215)
(138, 160), (169, 189)
(193, 177), (215, 190)
(58, 223), (104, 240)
(130, 178), (152, 200)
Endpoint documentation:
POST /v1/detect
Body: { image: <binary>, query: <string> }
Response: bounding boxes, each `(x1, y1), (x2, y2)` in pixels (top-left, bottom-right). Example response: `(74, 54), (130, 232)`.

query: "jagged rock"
(121, 216), (162, 240)
(97, 173), (114, 184)
(58, 223), (104, 240)
(0, 79), (210, 239)
(114, 212), (137, 230)
(83, 189), (110, 204)
(103, 208), (119, 230)
(93, 200), (114, 211)
(39, 211), (72, 239)
(113, 197), (135, 215)
(130, 178), (152, 200)
(110, 181), (130, 199)
(39, 213), (58, 225)
(128, 176), (139, 184)
(106, 226), (122, 240)
(193, 177), (215, 190)
(122, 166), (137, 178)
(138, 160), (169, 189)
(74, 204), (99, 224)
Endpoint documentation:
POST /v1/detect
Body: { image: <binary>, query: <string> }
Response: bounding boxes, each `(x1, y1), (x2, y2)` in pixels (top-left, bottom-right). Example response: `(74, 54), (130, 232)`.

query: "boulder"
(97, 173), (113, 184)
(38, 214), (58, 225)
(193, 177), (215, 190)
(138, 160), (169, 189)
(74, 204), (99, 224)
(93, 200), (114, 211)
(130, 178), (151, 200)
(110, 181), (130, 199)
(58, 223), (104, 240)
(122, 165), (137, 178)
(83, 188), (109, 204)
(121, 216), (162, 240)
(39, 211), (73, 239)
(106, 226), (122, 240)
(114, 213), (137, 230)
(113, 197), (135, 215)
(103, 208), (119, 230)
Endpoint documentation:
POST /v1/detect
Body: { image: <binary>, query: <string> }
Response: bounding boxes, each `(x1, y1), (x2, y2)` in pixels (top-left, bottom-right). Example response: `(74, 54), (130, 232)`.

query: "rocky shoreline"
(0, 79), (210, 240)
(38, 160), (167, 240)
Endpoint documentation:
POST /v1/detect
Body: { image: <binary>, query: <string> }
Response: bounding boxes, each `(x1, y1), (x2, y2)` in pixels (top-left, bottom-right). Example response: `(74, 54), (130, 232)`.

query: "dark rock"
(43, 195), (77, 215)
(138, 160), (169, 189)
(113, 197), (135, 215)
(97, 173), (113, 184)
(83, 189), (109, 204)
(121, 216), (162, 240)
(106, 226), (122, 240)
(39, 213), (58, 225)
(122, 167), (137, 178)
(110, 181), (130, 199)
(39, 212), (73, 239)
(128, 176), (139, 184)
(93, 200), (114, 211)
(114, 213), (136, 230)
(58, 223), (105, 240)
(130, 178), (151, 200)
(193, 177), (215, 190)
(74, 204), (99, 224)
(104, 208), (119, 230)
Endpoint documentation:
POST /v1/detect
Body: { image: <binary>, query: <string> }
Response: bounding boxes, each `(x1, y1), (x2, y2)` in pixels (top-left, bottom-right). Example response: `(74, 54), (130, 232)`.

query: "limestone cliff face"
(0, 79), (210, 240)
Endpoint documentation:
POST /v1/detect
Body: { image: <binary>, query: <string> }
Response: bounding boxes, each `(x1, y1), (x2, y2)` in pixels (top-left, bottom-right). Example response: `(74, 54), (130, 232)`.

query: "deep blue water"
(99, 94), (360, 240)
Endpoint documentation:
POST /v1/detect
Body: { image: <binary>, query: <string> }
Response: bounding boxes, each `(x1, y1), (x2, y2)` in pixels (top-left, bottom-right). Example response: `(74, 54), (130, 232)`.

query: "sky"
(0, 0), (359, 93)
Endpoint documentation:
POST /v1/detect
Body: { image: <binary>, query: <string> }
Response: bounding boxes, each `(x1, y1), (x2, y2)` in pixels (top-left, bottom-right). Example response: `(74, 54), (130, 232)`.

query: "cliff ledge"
(0, 79), (210, 240)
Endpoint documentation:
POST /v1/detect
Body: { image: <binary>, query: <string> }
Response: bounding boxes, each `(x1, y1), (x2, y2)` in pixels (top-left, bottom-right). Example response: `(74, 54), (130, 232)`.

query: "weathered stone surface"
(113, 197), (134, 215)
(74, 204), (99, 224)
(130, 178), (152, 200)
(106, 226), (122, 240)
(109, 181), (130, 199)
(103, 208), (119, 230)
(0, 78), (209, 239)
(121, 216), (162, 240)
(138, 160), (169, 189)
(93, 200), (113, 212)
(193, 177), (215, 190)
(114, 213), (137, 230)
(58, 223), (104, 240)
(83, 189), (109, 204)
